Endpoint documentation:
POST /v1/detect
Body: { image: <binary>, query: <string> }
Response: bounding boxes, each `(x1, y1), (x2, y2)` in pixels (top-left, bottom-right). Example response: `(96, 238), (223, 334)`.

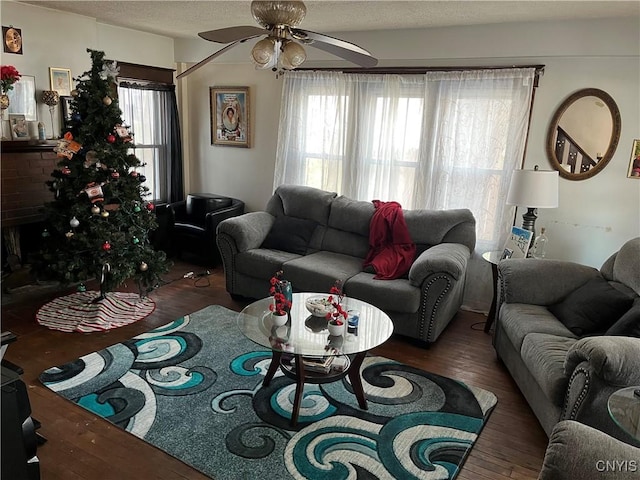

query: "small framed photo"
(627, 139), (640, 179)
(60, 95), (73, 122)
(502, 226), (533, 259)
(210, 86), (250, 147)
(49, 67), (72, 96)
(9, 114), (29, 140)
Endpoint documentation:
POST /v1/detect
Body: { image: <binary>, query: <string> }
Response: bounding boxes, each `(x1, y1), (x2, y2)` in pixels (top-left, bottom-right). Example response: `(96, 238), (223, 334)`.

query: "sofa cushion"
(605, 298), (640, 337)
(282, 251), (364, 293)
(328, 196), (375, 236)
(235, 249), (302, 280)
(260, 215), (317, 255)
(500, 303), (576, 352)
(548, 277), (634, 336)
(521, 333), (578, 406)
(266, 185), (336, 226)
(344, 272), (420, 313)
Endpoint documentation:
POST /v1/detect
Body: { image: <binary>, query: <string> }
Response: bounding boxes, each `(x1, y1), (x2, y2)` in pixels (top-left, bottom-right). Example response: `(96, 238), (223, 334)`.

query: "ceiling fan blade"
(177, 42), (242, 79)
(291, 29), (378, 68)
(199, 26), (268, 43)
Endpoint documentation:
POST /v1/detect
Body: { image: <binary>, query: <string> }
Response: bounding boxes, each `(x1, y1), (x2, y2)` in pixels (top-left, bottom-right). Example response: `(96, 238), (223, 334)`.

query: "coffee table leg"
(348, 352), (368, 410)
(263, 350), (282, 387)
(291, 354), (306, 427)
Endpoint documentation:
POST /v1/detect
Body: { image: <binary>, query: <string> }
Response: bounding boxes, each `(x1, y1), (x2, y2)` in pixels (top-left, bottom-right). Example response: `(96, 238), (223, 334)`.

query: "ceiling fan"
(177, 0), (378, 79)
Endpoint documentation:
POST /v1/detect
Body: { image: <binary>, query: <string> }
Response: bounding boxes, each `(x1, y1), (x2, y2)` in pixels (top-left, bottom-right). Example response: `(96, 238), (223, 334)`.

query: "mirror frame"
(545, 88), (621, 181)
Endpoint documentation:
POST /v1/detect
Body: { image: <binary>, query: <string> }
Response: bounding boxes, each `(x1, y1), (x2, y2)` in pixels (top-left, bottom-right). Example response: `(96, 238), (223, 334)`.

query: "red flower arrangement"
(269, 270), (292, 315)
(326, 280), (348, 323)
(0, 65), (21, 93)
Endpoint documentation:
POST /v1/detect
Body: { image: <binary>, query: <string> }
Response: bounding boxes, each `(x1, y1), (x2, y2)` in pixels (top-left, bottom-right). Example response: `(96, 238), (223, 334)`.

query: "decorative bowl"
(305, 295), (334, 317)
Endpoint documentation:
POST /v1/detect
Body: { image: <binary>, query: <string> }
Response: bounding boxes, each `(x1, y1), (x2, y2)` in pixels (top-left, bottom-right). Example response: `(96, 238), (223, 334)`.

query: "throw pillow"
(261, 216), (317, 255)
(605, 299), (640, 338)
(548, 277), (634, 336)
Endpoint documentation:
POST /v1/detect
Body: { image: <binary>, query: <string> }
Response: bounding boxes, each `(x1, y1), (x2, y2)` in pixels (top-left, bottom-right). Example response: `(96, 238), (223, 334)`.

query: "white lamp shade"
(507, 168), (559, 208)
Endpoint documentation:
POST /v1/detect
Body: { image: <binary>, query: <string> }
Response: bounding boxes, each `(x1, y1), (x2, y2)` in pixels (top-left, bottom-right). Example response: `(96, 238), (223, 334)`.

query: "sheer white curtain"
(275, 68), (536, 311)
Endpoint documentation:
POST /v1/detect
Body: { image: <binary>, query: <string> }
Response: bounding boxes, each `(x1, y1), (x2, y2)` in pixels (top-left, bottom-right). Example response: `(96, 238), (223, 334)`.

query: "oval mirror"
(546, 88), (621, 180)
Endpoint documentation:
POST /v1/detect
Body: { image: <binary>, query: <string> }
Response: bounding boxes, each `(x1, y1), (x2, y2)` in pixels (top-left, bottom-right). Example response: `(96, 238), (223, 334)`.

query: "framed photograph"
(210, 86), (250, 147)
(627, 139), (640, 179)
(6, 74), (36, 121)
(502, 226), (533, 259)
(49, 67), (72, 96)
(3, 26), (23, 55)
(9, 114), (29, 140)
(60, 95), (73, 122)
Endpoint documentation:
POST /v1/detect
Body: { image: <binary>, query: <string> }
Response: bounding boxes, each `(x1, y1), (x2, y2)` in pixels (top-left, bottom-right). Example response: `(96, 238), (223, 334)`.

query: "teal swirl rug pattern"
(39, 305), (497, 479)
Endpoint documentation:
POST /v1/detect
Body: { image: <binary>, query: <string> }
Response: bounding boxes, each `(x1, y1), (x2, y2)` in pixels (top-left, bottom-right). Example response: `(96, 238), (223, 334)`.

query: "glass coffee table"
(237, 292), (394, 426)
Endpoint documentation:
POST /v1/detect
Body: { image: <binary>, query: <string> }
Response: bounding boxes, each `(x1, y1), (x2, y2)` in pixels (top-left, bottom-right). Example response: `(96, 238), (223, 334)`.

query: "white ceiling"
(19, 0), (640, 40)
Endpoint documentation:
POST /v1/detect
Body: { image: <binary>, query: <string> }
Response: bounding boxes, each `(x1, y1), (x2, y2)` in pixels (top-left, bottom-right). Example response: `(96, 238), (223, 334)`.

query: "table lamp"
(506, 165), (559, 248)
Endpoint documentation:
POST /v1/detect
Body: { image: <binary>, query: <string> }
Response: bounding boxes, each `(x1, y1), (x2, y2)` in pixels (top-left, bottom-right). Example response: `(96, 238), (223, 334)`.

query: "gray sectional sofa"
(217, 185), (476, 344)
(494, 237), (640, 444)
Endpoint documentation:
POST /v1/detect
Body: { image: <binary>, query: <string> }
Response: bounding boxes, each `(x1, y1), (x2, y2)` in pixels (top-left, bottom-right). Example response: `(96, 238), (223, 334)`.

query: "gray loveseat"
(217, 185), (476, 344)
(494, 237), (640, 444)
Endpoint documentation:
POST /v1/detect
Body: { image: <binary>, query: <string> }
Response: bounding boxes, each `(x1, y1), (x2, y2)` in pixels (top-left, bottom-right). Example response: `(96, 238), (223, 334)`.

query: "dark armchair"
(169, 193), (244, 266)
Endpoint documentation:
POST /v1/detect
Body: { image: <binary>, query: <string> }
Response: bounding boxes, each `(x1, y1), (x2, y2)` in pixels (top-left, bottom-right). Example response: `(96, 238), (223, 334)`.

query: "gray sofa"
(494, 237), (640, 444)
(538, 421), (640, 480)
(217, 185), (476, 344)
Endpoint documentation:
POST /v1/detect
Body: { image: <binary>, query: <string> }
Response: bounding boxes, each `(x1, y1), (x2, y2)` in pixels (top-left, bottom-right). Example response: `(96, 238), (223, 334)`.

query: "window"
(275, 69), (537, 252)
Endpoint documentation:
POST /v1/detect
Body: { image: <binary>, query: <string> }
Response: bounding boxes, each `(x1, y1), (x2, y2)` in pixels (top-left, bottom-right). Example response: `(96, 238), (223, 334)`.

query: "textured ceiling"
(19, 1), (640, 39)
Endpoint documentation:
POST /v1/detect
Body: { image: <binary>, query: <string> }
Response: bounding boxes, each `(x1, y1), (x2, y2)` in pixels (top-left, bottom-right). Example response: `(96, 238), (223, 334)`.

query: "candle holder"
(41, 90), (60, 139)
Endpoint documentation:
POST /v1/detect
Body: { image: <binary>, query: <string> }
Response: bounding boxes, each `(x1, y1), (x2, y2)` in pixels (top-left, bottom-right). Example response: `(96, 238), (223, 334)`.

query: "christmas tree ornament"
(139, 262), (148, 272)
(103, 95), (112, 106)
(61, 166), (71, 175)
(52, 181), (59, 189)
(55, 132), (82, 159)
(133, 204), (141, 212)
(77, 283), (86, 292)
(91, 205), (101, 215)
(83, 150), (98, 168)
(111, 171), (120, 179)
(102, 241), (111, 251)
(42, 229), (50, 237)
(71, 89), (79, 97)
(106, 134), (116, 143)
(146, 203), (155, 211)
(70, 216), (80, 228)
(65, 231), (74, 239)
(130, 171), (139, 177)
(132, 237), (140, 244)
(100, 210), (110, 218)
(83, 182), (105, 203)
(100, 61), (120, 80)
(72, 113), (81, 122)
(139, 175), (147, 183)
(114, 124), (133, 143)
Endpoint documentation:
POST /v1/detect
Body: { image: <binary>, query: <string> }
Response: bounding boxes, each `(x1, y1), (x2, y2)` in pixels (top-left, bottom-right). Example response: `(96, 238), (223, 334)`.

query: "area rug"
(39, 305), (497, 479)
(36, 290), (156, 332)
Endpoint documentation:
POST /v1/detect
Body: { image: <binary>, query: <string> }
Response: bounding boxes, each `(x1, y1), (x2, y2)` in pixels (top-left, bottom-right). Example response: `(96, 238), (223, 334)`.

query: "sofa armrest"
(538, 420), (640, 480)
(216, 211), (275, 252)
(565, 336), (640, 385)
(408, 243), (470, 286)
(498, 259), (600, 306)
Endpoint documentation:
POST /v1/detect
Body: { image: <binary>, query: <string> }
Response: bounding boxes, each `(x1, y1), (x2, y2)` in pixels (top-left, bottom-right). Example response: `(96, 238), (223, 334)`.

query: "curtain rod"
(295, 64), (545, 85)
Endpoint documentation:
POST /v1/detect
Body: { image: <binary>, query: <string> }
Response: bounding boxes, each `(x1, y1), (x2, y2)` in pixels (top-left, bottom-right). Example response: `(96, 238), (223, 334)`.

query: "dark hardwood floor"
(1, 259), (547, 479)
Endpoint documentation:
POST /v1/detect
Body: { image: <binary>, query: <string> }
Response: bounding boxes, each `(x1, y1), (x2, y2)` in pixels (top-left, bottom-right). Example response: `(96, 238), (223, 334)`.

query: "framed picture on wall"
(210, 86), (250, 148)
(7, 74), (36, 121)
(627, 139), (640, 179)
(49, 67), (72, 96)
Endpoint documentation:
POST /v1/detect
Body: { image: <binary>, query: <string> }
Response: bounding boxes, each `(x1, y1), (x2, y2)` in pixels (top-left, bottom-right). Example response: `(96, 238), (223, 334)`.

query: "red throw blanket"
(363, 200), (416, 280)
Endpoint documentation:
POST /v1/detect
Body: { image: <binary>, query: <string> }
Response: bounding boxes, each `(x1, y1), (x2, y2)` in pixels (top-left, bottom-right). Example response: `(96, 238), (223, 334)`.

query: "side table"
(608, 386), (640, 442)
(482, 250), (503, 333)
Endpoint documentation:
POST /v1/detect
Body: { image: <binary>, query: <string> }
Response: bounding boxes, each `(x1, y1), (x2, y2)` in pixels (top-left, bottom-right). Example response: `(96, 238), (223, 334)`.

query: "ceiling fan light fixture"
(251, 1), (307, 29)
(281, 40), (306, 69)
(251, 37), (276, 67)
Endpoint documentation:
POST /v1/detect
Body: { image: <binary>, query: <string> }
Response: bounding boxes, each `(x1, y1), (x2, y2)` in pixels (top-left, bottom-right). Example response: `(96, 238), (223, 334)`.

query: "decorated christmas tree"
(34, 49), (169, 297)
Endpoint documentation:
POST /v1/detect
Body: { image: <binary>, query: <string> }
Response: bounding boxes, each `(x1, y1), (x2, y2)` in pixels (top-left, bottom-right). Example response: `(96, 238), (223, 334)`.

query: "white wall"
(177, 17), (640, 270)
(0, 1), (174, 136)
